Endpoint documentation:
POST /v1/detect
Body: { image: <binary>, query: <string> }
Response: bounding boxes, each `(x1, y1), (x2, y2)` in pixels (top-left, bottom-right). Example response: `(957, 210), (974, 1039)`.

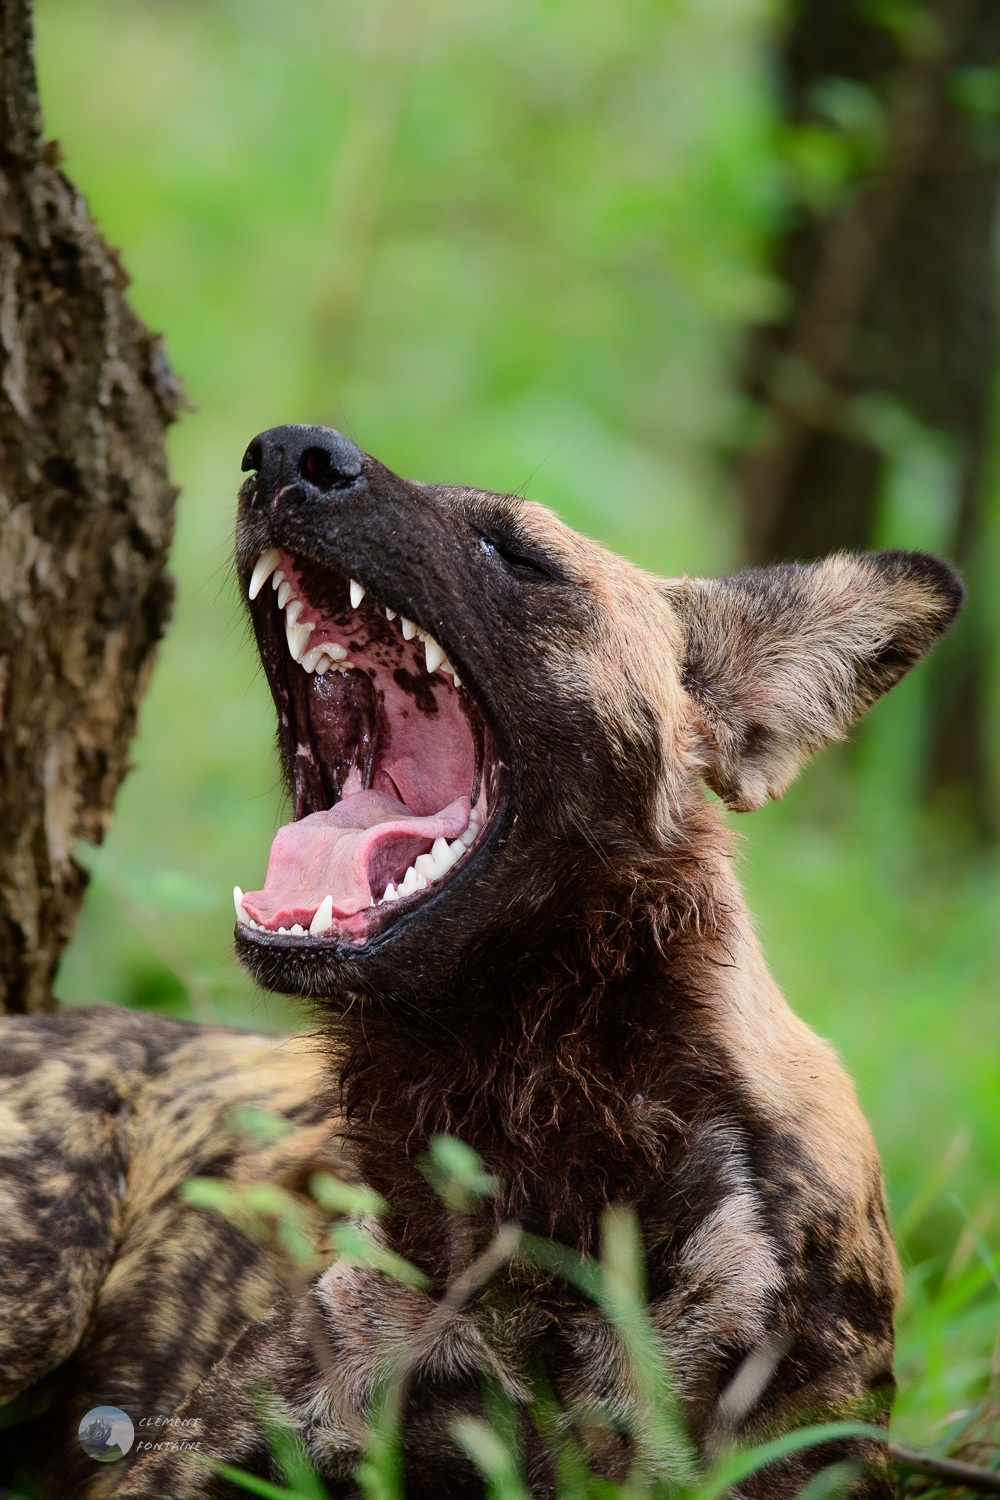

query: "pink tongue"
(243, 789), (470, 931)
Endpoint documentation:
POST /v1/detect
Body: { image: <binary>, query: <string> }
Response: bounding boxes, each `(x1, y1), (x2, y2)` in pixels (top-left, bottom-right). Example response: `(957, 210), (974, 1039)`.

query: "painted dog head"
(234, 423), (962, 1006)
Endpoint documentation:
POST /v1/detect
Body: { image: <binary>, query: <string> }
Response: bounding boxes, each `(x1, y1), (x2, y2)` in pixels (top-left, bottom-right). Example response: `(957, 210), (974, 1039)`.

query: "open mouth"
(234, 547), (501, 944)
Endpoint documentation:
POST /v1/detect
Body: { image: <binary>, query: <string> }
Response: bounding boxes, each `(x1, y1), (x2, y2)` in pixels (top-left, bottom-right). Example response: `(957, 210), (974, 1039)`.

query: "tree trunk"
(0, 0), (182, 1013)
(737, 0), (1000, 834)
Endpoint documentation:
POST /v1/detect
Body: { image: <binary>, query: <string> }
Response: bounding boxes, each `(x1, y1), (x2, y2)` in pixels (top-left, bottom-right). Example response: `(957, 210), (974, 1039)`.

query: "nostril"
(241, 440), (262, 473)
(300, 446), (348, 490)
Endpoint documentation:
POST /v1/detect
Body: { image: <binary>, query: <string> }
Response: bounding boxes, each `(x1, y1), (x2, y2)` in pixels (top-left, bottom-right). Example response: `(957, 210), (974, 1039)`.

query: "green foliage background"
(35, 0), (1000, 1454)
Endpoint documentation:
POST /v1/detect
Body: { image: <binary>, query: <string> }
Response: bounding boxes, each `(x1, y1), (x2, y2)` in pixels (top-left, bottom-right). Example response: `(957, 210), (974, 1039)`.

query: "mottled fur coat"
(0, 425), (962, 1498)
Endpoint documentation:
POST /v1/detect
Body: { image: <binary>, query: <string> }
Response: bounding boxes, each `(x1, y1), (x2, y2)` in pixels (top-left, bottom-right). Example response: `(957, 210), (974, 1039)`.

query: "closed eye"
(478, 533), (554, 580)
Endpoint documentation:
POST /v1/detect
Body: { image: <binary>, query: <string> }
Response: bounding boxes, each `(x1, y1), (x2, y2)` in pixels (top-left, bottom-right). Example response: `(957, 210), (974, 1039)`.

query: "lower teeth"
(237, 810), (483, 933)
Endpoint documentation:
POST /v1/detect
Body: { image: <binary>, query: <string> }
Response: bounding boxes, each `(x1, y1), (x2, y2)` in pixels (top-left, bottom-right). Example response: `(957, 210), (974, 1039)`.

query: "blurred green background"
(35, 0), (999, 1447)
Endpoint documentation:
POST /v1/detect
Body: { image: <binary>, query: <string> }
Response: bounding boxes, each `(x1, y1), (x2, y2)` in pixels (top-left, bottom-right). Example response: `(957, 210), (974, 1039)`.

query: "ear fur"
(661, 550), (963, 812)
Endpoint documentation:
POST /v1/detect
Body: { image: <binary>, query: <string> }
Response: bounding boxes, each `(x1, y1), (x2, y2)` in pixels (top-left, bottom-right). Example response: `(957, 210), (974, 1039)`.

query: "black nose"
(241, 424), (364, 498)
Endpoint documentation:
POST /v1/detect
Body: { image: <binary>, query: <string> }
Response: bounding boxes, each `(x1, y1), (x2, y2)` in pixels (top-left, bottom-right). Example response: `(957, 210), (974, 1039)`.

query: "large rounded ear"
(660, 550), (963, 812)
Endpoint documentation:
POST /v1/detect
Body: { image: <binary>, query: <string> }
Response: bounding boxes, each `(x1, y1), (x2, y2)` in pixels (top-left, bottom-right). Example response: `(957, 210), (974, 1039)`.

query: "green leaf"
(331, 1224), (429, 1288)
(422, 1135), (502, 1212)
(179, 1176), (239, 1213)
(692, 1422), (889, 1500)
(209, 1461), (322, 1500)
(309, 1171), (387, 1220)
(227, 1103), (295, 1142)
(450, 1417), (532, 1500)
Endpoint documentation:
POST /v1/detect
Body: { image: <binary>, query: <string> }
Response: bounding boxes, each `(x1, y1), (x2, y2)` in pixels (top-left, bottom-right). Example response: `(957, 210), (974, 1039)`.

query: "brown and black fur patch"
(0, 428), (962, 1498)
(0, 1006), (329, 1498)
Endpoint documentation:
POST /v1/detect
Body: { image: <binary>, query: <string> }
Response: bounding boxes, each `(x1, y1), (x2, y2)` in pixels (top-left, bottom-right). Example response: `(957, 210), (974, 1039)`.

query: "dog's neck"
(325, 814), (739, 1263)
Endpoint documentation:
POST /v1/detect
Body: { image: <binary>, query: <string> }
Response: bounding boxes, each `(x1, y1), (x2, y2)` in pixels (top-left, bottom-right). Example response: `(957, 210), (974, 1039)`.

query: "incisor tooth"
(249, 549), (280, 601)
(349, 579), (366, 609)
(301, 643), (326, 673)
(401, 618), (417, 641)
(309, 895), (334, 935)
(424, 636), (445, 673)
(277, 580), (294, 609)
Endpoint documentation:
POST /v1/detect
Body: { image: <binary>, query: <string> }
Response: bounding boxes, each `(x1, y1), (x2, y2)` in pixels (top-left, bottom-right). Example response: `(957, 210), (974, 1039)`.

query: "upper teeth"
(286, 617), (314, 661)
(248, 552), (465, 686)
(249, 549), (281, 601)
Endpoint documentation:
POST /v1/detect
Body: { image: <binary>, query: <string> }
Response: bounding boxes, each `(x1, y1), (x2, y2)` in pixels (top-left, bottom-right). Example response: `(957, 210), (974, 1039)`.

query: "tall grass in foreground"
(183, 1127), (1000, 1500)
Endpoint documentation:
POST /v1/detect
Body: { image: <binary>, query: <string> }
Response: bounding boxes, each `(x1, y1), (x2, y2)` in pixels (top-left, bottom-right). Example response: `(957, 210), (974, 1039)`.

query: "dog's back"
(0, 1005), (326, 1498)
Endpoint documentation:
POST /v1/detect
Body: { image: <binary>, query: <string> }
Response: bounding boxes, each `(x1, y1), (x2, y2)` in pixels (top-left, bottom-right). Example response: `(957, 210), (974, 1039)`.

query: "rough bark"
(0, 0), (182, 1013)
(737, 0), (1000, 833)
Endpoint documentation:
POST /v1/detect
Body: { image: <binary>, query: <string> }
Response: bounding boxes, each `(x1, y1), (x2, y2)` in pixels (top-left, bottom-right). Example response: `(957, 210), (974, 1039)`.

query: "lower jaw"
(233, 792), (488, 943)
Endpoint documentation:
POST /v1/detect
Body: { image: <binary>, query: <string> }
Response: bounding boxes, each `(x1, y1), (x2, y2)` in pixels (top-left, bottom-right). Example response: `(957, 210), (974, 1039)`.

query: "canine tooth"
(424, 636), (445, 673)
(233, 885), (250, 924)
(286, 617), (313, 660)
(290, 923), (307, 937)
(286, 598), (305, 627)
(401, 618), (417, 641)
(309, 896), (334, 936)
(249, 549), (280, 601)
(277, 580), (294, 609)
(385, 607), (396, 620)
(350, 579), (366, 609)
(272, 570), (285, 590)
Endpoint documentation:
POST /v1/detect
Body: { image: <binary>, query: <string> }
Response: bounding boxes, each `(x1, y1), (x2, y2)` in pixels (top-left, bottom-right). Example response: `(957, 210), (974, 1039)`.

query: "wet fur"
(0, 432), (962, 1498)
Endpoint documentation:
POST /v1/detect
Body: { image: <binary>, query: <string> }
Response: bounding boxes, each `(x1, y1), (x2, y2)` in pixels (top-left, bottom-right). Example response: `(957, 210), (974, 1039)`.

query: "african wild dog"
(0, 425), (962, 1498)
